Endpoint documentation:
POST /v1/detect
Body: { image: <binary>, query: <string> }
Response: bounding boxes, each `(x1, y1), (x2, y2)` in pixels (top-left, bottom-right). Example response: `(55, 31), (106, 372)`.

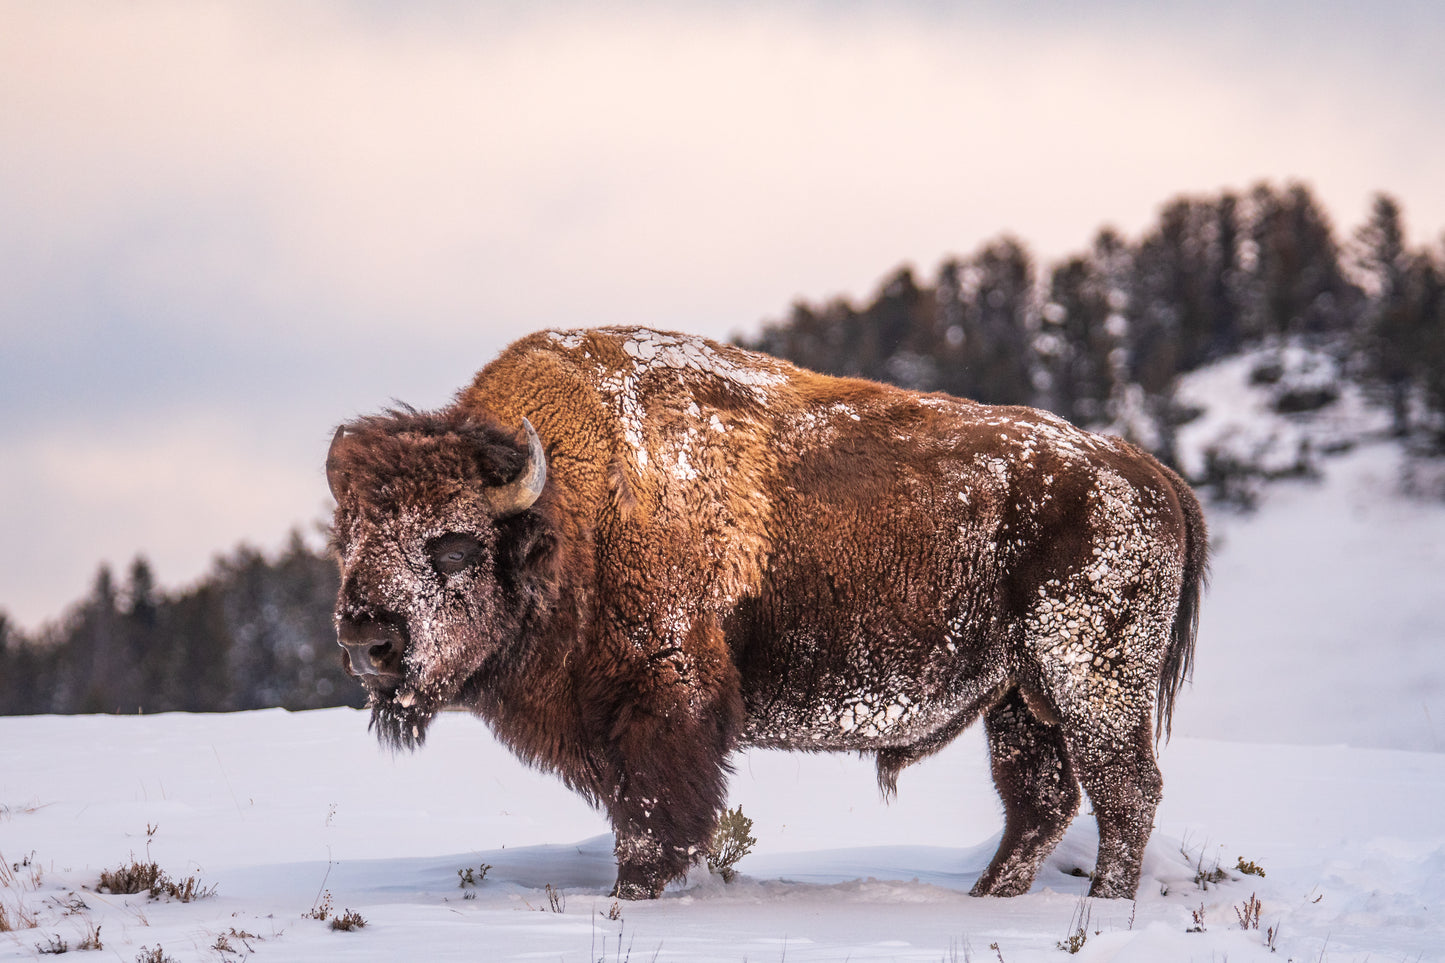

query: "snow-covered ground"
(1174, 441), (1445, 753)
(2, 704), (1442, 962)
(5, 400), (1445, 960)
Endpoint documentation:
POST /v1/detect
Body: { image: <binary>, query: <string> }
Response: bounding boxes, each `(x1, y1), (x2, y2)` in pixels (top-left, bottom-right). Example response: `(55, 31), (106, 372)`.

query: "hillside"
(1169, 346), (1445, 752)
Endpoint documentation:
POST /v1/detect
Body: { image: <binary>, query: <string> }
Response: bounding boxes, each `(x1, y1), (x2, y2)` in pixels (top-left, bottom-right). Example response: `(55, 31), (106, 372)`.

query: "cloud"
(5, 2), (1441, 349)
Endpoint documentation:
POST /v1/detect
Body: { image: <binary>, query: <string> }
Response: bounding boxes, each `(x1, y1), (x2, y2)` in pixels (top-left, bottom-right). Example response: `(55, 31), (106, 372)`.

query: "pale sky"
(3, 0), (1443, 628)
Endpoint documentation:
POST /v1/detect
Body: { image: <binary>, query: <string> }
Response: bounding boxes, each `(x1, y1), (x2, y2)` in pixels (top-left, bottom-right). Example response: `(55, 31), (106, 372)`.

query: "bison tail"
(1156, 464), (1209, 741)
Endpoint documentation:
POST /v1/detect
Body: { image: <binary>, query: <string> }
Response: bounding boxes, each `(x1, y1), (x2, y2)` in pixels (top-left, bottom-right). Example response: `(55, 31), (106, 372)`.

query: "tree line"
(0, 533), (362, 716)
(743, 183), (1445, 462)
(2, 181), (1441, 716)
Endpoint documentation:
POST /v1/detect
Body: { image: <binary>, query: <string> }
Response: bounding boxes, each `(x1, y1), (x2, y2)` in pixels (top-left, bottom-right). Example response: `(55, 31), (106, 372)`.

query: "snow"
(3, 707), (1443, 961)
(5, 394), (1445, 960)
(1173, 341), (1390, 482)
(1172, 440), (1445, 753)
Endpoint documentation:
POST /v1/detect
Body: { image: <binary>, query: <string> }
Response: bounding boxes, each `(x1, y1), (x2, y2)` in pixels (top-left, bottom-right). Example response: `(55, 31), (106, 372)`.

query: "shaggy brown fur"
(327, 327), (1207, 900)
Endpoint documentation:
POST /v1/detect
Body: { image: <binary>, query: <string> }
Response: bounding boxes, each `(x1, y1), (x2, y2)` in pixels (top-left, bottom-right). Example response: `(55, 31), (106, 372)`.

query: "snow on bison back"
(324, 326), (1207, 901)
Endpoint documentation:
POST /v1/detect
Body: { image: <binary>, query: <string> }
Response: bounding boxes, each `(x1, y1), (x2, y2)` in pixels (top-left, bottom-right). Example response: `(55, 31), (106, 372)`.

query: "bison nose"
(337, 618), (405, 681)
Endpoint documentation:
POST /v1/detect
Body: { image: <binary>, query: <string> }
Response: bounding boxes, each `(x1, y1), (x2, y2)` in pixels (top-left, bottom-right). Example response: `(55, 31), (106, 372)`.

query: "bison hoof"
(1086, 879), (1134, 900)
(611, 879), (663, 901)
(970, 875), (1031, 898)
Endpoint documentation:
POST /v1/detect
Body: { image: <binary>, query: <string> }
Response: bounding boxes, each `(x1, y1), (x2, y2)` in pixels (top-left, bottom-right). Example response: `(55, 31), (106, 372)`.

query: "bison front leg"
(595, 633), (743, 899)
(603, 710), (734, 899)
(971, 689), (1081, 897)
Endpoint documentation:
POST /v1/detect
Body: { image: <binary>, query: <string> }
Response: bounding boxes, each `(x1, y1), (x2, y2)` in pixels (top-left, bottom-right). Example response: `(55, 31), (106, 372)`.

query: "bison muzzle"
(326, 326), (1207, 901)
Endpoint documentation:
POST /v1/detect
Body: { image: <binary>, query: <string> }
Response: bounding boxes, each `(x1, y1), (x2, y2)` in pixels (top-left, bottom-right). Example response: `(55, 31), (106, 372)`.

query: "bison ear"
(494, 510), (558, 599)
(326, 426), (351, 501)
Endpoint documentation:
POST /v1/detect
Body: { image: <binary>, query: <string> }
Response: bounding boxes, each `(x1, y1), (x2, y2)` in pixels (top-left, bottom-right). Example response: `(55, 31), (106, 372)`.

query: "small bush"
(135, 947), (177, 963)
(98, 860), (164, 896)
(303, 890), (334, 921)
(1055, 901), (1092, 954)
(1056, 926), (1087, 954)
(212, 928), (261, 956)
(77, 921), (103, 951)
(544, 884), (565, 913)
(160, 875), (216, 903)
(329, 909), (366, 932)
(1235, 892), (1262, 930)
(1194, 864), (1229, 888)
(1236, 856), (1266, 877)
(705, 806), (756, 883)
(37, 934), (69, 954)
(98, 859), (214, 902)
(1180, 838), (1230, 890)
(457, 864), (490, 888)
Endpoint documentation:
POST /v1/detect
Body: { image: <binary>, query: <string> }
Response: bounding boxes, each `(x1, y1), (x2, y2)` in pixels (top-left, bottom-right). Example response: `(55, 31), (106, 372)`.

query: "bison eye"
(426, 533), (484, 576)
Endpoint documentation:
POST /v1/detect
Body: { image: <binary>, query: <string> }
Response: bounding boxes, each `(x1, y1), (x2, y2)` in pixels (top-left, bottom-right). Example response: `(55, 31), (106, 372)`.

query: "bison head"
(326, 407), (553, 749)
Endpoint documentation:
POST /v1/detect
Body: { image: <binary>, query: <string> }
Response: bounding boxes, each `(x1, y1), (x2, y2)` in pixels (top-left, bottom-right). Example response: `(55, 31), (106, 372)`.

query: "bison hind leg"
(971, 688), (1081, 897)
(1066, 714), (1163, 900)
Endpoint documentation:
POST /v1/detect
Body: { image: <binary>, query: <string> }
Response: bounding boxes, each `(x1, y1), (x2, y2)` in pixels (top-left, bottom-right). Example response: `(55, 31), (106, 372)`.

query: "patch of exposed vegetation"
(705, 806), (756, 883)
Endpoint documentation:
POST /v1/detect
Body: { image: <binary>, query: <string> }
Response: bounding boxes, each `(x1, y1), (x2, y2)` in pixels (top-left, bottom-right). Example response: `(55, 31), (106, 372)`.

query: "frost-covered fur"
(327, 326), (1208, 901)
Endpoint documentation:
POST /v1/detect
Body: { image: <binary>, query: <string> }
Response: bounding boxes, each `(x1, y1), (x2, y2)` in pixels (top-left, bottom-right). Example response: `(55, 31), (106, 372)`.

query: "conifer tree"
(934, 237), (1037, 404)
(1039, 233), (1126, 427)
(1353, 193), (1422, 436)
(1414, 240), (1445, 447)
(1245, 182), (1356, 340)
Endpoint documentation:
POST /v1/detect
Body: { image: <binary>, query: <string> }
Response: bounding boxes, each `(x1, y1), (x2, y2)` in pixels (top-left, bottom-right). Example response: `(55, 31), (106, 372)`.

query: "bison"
(326, 326), (1207, 900)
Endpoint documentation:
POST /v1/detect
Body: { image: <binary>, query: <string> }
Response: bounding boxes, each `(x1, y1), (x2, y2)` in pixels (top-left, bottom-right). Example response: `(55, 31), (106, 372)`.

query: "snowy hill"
(1169, 343), (1445, 753)
(4, 348), (1445, 961)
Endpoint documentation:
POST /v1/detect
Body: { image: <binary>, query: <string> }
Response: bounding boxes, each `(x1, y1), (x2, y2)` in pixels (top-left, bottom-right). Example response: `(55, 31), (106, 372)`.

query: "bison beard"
(326, 327), (1208, 902)
(367, 696), (436, 753)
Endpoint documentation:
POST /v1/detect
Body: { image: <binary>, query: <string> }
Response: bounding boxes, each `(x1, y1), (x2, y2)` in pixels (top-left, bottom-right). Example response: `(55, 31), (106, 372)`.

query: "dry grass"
(1055, 899), (1093, 954)
(0, 800), (48, 821)
(329, 909), (367, 932)
(1235, 892), (1263, 930)
(98, 860), (165, 896)
(134, 946), (177, 963)
(77, 919), (104, 950)
(1, 849), (41, 932)
(303, 890), (333, 921)
(545, 883), (565, 913)
(1236, 856), (1267, 877)
(212, 927), (264, 956)
(0, 901), (39, 933)
(98, 858), (216, 902)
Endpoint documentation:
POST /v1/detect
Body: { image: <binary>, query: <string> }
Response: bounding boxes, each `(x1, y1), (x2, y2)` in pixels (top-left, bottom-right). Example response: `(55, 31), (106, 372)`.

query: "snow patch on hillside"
(1174, 341), (1390, 483)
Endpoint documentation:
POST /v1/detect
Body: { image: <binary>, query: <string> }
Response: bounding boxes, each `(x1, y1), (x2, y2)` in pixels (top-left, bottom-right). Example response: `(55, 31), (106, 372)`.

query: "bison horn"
(326, 426), (349, 502)
(487, 417), (547, 516)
